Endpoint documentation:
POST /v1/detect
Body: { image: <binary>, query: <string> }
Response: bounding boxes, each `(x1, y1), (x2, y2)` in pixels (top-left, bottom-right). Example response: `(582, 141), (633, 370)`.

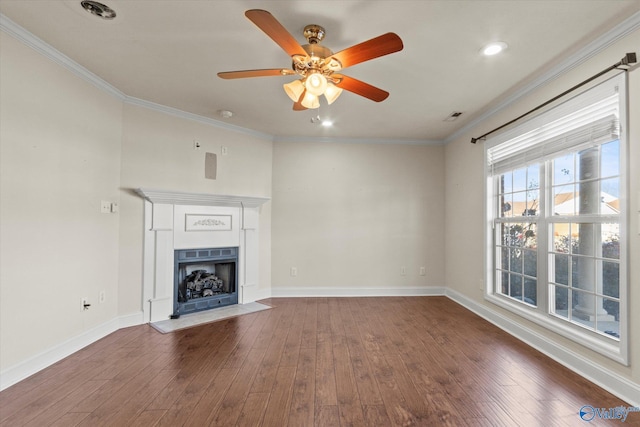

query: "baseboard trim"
(250, 288), (273, 302)
(445, 288), (640, 407)
(270, 286), (445, 298)
(119, 311), (145, 329)
(0, 312), (145, 391)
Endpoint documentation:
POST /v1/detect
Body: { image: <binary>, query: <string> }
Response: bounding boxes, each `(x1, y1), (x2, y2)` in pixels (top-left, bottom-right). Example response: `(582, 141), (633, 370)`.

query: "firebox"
(173, 247), (238, 317)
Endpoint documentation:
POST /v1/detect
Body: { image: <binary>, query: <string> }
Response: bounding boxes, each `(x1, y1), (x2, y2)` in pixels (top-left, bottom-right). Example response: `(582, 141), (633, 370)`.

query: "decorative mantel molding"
(136, 188), (270, 208)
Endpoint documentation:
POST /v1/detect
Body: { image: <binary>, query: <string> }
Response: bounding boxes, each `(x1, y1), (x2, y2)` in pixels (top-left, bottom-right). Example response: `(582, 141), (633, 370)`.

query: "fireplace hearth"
(173, 247), (238, 318)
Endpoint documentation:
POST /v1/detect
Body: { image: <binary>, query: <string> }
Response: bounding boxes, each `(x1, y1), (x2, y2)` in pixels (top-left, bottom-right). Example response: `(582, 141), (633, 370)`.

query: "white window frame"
(484, 73), (629, 365)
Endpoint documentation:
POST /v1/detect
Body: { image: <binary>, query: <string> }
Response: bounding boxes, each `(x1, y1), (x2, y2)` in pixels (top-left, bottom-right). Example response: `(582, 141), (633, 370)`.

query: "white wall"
(117, 103), (273, 316)
(271, 141), (445, 295)
(0, 33), (123, 374)
(444, 29), (640, 390)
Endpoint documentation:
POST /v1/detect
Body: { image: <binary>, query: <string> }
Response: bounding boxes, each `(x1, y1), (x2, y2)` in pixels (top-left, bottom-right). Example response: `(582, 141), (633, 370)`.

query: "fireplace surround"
(136, 189), (270, 323)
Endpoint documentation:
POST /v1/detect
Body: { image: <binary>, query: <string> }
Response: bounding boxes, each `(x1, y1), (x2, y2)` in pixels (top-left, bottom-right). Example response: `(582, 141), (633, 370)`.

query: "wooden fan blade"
(217, 69), (294, 79)
(331, 33), (403, 69)
(293, 90), (307, 111)
(245, 9), (307, 58)
(334, 74), (389, 102)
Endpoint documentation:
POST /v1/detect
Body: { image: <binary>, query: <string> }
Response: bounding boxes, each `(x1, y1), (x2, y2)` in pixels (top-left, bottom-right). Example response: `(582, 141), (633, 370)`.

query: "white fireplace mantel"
(137, 188), (270, 323)
(136, 188), (270, 209)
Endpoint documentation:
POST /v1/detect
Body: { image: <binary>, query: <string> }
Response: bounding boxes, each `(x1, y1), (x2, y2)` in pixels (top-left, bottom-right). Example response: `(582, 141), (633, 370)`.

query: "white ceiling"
(1, 0), (639, 143)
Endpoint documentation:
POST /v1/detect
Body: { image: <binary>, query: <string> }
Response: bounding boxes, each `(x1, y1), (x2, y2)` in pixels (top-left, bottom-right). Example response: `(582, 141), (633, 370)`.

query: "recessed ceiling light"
(482, 41), (508, 56)
(81, 1), (116, 20)
(321, 120), (333, 127)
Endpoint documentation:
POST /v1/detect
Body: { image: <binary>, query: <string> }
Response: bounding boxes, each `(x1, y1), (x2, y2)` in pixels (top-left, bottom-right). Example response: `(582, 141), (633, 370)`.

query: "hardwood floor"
(1, 297), (637, 426)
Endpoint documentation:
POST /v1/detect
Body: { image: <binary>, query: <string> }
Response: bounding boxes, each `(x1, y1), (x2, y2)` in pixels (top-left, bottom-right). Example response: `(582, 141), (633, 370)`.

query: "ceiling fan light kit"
(301, 91), (320, 109)
(283, 79), (305, 101)
(323, 83), (343, 105)
(218, 9), (403, 111)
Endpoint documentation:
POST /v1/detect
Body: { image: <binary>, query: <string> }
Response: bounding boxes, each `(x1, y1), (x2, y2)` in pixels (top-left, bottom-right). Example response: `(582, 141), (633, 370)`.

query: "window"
(485, 74), (628, 364)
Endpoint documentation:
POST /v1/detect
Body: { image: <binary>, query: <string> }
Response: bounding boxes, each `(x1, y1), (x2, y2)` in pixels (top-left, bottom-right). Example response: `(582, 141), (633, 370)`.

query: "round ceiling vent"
(81, 1), (116, 20)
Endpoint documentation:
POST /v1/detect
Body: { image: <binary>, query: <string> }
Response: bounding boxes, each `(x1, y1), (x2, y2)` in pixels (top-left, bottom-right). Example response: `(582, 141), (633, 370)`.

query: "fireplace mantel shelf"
(136, 188), (270, 208)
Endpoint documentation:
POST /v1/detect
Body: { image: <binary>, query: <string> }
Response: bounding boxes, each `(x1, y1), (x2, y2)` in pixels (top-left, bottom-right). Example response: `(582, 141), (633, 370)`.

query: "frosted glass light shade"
(324, 83), (343, 105)
(305, 73), (328, 96)
(301, 92), (320, 109)
(283, 79), (305, 102)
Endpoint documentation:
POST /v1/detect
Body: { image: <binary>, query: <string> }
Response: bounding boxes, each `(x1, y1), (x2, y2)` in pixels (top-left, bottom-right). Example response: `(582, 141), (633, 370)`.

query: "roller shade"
(487, 75), (622, 174)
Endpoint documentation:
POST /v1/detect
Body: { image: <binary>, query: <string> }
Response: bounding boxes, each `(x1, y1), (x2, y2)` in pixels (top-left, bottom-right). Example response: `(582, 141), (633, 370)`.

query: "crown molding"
(0, 13), (126, 101)
(444, 10), (640, 145)
(123, 96), (274, 141)
(273, 135), (443, 146)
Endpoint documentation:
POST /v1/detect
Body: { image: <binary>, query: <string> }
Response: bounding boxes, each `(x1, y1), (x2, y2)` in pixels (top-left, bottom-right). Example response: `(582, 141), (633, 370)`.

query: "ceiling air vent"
(444, 111), (463, 122)
(81, 1), (116, 20)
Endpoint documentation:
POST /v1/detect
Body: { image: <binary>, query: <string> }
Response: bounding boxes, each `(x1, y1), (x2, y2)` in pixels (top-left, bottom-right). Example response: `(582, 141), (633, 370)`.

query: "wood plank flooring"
(1, 297), (637, 426)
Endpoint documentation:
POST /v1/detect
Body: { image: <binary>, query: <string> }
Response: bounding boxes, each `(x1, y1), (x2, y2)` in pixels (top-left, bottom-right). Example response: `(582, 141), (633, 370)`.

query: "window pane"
(501, 193), (513, 218)
(511, 249), (523, 273)
(513, 168), (527, 192)
(601, 260), (619, 298)
(510, 274), (522, 299)
(552, 285), (569, 317)
(526, 189), (539, 216)
(503, 223), (537, 248)
(513, 191), (527, 216)
(498, 246), (509, 269)
(600, 296), (620, 323)
(552, 224), (571, 253)
(527, 164), (539, 189)
(500, 271), (509, 294)
(601, 140), (620, 178)
(553, 185), (576, 215)
(601, 178), (620, 209)
(552, 254), (569, 286)
(601, 225), (620, 259)
(524, 278), (537, 306)
(577, 180), (599, 214)
(597, 296), (619, 339)
(573, 257), (595, 292)
(554, 154), (575, 185)
(571, 289), (594, 326)
(501, 172), (513, 193)
(574, 223), (595, 256)
(523, 249), (537, 277)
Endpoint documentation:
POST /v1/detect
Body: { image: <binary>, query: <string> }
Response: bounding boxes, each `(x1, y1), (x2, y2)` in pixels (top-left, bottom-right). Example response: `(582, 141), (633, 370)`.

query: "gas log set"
(177, 270), (224, 302)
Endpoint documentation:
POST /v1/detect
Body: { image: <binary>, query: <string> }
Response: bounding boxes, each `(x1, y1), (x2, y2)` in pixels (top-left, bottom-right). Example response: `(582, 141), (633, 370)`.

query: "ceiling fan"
(218, 9), (404, 110)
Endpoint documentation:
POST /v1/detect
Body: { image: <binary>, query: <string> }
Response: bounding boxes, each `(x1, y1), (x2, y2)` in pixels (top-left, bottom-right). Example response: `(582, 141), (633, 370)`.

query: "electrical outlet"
(81, 297), (90, 311)
(419, 267), (426, 276)
(99, 291), (106, 304)
(290, 267), (297, 277)
(400, 266), (406, 276)
(221, 146), (228, 156)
